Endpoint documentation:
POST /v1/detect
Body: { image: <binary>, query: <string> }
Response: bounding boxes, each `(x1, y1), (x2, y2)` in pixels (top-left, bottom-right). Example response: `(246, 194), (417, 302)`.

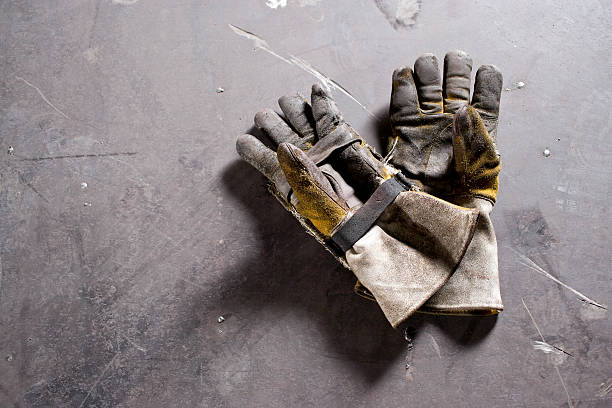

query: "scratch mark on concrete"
(374, 0), (421, 30)
(427, 333), (441, 359)
(228, 24), (378, 119)
(228, 24), (292, 64)
(533, 340), (573, 357)
(511, 247), (607, 309)
(15, 76), (71, 120)
(522, 298), (574, 408)
(118, 333), (147, 353)
(288, 55), (378, 119)
(597, 379), (612, 397)
(20, 152), (137, 161)
(17, 172), (49, 202)
(112, 0), (140, 4)
(555, 366), (573, 408)
(78, 352), (120, 408)
(522, 298), (546, 344)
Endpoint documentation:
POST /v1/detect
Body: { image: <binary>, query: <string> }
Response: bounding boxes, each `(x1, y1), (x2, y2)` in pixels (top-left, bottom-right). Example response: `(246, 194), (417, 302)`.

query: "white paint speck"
(218, 239), (224, 245)
(516, 81), (526, 89)
(112, 0), (140, 4)
(266, 0), (287, 8)
(218, 316), (225, 323)
(504, 87), (512, 92)
(83, 202), (92, 207)
(543, 148), (551, 157)
(6, 354), (13, 362)
(80, 182), (88, 189)
(216, 87), (225, 93)
(7, 146), (14, 155)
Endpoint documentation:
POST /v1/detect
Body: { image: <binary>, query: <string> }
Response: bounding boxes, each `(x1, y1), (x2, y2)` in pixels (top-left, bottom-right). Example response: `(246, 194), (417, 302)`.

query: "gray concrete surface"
(1, 1), (611, 407)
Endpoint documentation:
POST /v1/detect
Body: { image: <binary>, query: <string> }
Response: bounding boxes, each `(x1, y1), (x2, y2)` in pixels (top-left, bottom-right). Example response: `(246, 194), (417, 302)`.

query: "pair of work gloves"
(236, 51), (504, 328)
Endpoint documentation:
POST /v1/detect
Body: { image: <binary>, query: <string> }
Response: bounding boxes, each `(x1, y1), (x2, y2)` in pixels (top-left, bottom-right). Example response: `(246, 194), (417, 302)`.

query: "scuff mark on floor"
(510, 247), (607, 309)
(403, 327), (416, 381)
(118, 332), (147, 353)
(533, 340), (573, 358)
(427, 333), (441, 359)
(112, 0), (140, 5)
(228, 24), (378, 119)
(78, 351), (121, 408)
(20, 152), (138, 161)
(597, 379), (612, 397)
(522, 298), (574, 408)
(373, 0), (421, 30)
(228, 24), (292, 64)
(15, 76), (71, 120)
(17, 172), (49, 203)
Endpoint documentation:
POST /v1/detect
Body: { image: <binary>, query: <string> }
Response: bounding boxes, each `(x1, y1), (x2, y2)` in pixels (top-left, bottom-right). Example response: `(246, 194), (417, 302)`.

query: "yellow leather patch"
(278, 144), (348, 237)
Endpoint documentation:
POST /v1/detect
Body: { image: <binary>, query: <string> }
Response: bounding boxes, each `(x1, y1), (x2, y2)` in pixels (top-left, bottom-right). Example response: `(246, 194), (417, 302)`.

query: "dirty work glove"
(363, 50), (503, 315)
(236, 84), (480, 327)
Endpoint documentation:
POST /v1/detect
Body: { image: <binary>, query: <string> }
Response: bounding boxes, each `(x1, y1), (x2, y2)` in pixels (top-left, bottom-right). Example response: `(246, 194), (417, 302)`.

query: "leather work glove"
(355, 50), (504, 315)
(236, 84), (480, 327)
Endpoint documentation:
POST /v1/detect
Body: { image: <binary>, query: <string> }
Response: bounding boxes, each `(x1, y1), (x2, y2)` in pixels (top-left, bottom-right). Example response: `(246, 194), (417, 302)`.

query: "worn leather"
(277, 143), (349, 237)
(388, 50), (504, 314)
(348, 192), (480, 328)
(421, 197), (502, 313)
(276, 141), (479, 328)
(237, 83), (482, 327)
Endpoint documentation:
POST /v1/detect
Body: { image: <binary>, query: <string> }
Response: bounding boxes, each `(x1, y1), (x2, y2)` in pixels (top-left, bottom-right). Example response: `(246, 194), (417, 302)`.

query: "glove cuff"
(347, 191), (480, 328)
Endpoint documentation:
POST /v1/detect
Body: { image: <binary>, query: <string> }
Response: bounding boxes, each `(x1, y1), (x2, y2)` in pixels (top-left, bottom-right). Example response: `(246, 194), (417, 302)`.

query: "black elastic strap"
(328, 175), (410, 255)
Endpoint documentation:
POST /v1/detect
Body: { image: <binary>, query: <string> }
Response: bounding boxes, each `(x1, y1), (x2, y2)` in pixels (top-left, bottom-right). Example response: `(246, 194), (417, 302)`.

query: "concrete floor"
(1, 1), (611, 407)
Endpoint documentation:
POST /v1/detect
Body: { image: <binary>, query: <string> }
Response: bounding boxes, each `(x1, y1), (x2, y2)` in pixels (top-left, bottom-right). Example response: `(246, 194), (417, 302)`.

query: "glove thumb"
(452, 105), (501, 202)
(277, 143), (349, 237)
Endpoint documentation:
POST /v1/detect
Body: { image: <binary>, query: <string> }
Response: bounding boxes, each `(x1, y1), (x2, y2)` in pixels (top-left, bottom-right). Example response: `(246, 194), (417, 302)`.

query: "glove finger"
(335, 143), (393, 201)
(277, 142), (349, 237)
(311, 83), (344, 138)
(413, 53), (443, 114)
(236, 134), (291, 196)
(452, 106), (500, 202)
(254, 109), (303, 148)
(390, 66), (420, 122)
(278, 93), (317, 147)
(443, 50), (473, 113)
(471, 65), (503, 118)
